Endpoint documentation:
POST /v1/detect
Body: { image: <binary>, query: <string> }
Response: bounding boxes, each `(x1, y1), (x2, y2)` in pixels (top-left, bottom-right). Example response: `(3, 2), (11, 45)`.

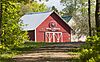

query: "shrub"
(0, 1), (28, 53)
(80, 33), (100, 62)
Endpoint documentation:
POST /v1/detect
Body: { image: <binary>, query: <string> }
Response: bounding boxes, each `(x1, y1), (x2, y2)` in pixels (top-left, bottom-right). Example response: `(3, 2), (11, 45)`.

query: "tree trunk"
(95, 0), (100, 32)
(0, 1), (2, 43)
(88, 0), (91, 36)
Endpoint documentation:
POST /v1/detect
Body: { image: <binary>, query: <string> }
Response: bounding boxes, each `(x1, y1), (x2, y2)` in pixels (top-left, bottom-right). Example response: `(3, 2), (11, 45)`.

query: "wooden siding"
(36, 13), (71, 42)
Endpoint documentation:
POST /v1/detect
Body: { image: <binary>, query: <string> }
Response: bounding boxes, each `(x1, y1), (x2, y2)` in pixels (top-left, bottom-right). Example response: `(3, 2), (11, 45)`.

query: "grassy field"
(0, 42), (45, 62)
(0, 42), (81, 62)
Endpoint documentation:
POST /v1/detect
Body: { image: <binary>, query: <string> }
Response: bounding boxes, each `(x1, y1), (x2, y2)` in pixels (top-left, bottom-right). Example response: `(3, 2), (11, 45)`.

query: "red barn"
(21, 11), (71, 42)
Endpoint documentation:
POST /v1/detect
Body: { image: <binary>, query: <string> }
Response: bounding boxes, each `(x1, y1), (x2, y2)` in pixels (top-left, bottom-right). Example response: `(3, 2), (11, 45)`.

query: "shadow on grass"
(0, 58), (16, 62)
(13, 57), (80, 62)
(0, 42), (44, 62)
(12, 42), (46, 51)
(0, 42), (83, 62)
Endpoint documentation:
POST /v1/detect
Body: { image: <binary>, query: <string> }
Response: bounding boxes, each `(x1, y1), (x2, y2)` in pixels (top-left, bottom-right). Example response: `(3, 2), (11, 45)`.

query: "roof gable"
(20, 11), (72, 31)
(51, 12), (72, 30)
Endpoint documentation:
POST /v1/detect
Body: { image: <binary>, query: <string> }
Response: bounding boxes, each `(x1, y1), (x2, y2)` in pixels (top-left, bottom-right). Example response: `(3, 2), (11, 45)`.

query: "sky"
(37, 0), (65, 11)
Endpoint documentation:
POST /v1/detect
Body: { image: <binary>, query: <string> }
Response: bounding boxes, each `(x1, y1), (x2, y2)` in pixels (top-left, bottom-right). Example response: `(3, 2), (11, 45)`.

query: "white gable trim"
(35, 28), (36, 42)
(53, 11), (72, 29)
(35, 11), (53, 29)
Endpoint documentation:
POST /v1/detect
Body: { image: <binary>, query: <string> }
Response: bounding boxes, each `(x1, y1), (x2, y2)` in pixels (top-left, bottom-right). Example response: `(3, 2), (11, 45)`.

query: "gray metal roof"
(20, 11), (53, 30)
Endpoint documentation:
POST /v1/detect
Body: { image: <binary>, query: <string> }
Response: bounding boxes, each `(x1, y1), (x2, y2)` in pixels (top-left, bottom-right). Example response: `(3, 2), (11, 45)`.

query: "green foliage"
(0, 1), (28, 53)
(0, 1), (48, 61)
(20, 1), (47, 15)
(0, 42), (46, 61)
(60, 0), (96, 36)
(0, 0), (47, 58)
(51, 6), (59, 13)
(80, 33), (100, 62)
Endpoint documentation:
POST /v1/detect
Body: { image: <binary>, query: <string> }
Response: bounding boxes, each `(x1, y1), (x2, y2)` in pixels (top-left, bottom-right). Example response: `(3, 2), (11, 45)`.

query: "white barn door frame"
(45, 32), (63, 42)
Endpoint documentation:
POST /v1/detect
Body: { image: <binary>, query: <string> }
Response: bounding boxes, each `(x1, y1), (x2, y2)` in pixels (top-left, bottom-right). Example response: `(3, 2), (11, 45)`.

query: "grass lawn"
(0, 42), (81, 62)
(0, 42), (48, 62)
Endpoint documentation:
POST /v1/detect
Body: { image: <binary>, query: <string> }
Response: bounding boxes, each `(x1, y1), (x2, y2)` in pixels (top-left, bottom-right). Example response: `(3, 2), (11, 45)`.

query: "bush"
(0, 1), (28, 54)
(80, 33), (100, 62)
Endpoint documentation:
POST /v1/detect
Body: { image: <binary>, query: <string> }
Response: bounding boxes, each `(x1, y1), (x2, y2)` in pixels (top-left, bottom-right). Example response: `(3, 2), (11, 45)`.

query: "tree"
(95, 0), (100, 32)
(0, 0), (29, 44)
(60, 0), (88, 36)
(80, 0), (100, 62)
(0, 0), (2, 43)
(51, 6), (58, 13)
(60, 0), (77, 16)
(80, 34), (100, 62)
(0, 0), (48, 53)
(60, 0), (96, 36)
(88, 0), (91, 36)
(0, 1), (28, 52)
(20, 1), (47, 15)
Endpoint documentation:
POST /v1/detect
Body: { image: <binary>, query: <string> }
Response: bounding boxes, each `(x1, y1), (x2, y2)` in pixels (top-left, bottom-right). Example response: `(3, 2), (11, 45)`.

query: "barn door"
(45, 32), (63, 42)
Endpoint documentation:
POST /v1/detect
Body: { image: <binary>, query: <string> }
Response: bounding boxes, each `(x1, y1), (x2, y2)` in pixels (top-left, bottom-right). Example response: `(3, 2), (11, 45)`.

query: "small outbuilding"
(21, 11), (72, 42)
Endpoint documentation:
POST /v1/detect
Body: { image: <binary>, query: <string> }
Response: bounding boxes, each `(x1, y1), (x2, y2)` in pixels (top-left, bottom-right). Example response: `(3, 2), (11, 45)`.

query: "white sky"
(37, 0), (65, 11)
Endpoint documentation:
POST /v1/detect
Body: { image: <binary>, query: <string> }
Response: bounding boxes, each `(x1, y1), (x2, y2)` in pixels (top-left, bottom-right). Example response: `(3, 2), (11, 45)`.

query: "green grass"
(12, 42), (46, 51)
(66, 52), (80, 54)
(0, 52), (16, 62)
(0, 42), (82, 62)
(0, 42), (46, 62)
(0, 42), (46, 55)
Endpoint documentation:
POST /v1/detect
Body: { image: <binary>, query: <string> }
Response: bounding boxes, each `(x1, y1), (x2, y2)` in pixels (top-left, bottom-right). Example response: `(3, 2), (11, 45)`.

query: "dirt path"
(13, 42), (84, 62)
(13, 52), (79, 62)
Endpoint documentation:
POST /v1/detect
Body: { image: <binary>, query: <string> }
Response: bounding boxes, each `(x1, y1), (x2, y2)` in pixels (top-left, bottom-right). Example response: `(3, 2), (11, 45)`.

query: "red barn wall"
(36, 13), (71, 42)
(51, 13), (71, 42)
(28, 30), (35, 41)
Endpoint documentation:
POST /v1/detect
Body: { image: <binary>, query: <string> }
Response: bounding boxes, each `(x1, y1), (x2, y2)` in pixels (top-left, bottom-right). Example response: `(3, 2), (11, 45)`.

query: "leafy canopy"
(0, 0), (48, 53)
(0, 1), (28, 52)
(20, 1), (47, 15)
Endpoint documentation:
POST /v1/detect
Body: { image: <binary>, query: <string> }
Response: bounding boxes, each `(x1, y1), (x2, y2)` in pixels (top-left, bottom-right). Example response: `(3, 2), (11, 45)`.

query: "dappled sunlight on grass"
(0, 42), (84, 62)
(12, 42), (46, 51)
